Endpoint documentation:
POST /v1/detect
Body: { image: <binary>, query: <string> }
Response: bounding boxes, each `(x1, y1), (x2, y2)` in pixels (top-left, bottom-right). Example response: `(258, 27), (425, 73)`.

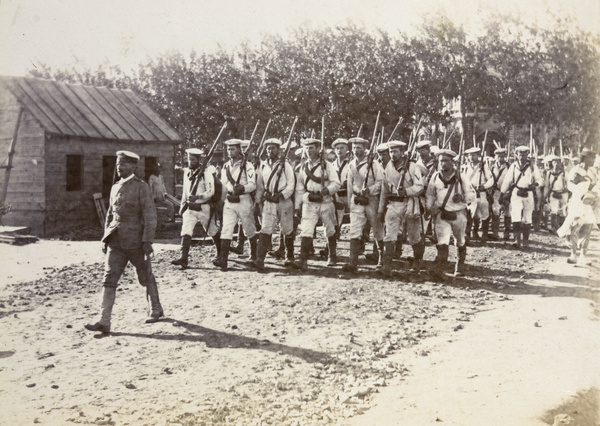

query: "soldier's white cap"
(537, 155), (545, 160)
(294, 147), (304, 156)
(494, 148), (507, 155)
(302, 138), (321, 146)
(515, 145), (530, 153)
(116, 150), (139, 162)
(430, 145), (440, 155)
(264, 138), (282, 147)
(388, 141), (407, 150)
(415, 140), (431, 149)
(225, 139), (244, 146)
(240, 140), (250, 149)
(581, 147), (596, 157)
(348, 137), (368, 145)
(185, 148), (204, 156)
(281, 140), (297, 150)
(561, 155), (570, 160)
(436, 149), (457, 158)
(376, 142), (390, 153)
(332, 138), (349, 148)
(546, 154), (560, 162)
(464, 147), (481, 155)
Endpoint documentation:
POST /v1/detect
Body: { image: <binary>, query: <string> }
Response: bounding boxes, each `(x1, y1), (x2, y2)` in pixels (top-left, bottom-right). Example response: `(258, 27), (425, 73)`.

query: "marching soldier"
(254, 138), (297, 270)
(463, 147), (494, 244)
(500, 145), (544, 249)
(213, 139), (258, 270)
(490, 148), (510, 240)
(425, 149), (476, 278)
(171, 148), (222, 269)
(85, 151), (162, 334)
(376, 142), (391, 167)
(294, 138), (341, 270)
(544, 155), (569, 234)
(415, 140), (438, 242)
(377, 141), (425, 276)
(331, 138), (351, 241)
(342, 137), (384, 272)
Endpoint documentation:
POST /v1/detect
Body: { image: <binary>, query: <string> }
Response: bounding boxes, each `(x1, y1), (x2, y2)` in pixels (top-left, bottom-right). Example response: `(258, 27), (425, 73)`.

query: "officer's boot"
(249, 234), (259, 263)
(284, 234), (296, 267)
(522, 223), (531, 248)
(212, 232), (222, 263)
(342, 238), (361, 273)
(490, 214), (500, 240)
(376, 240), (385, 268)
(504, 216), (512, 240)
(212, 239), (231, 271)
(431, 244), (449, 281)
(410, 239), (425, 273)
(454, 245), (467, 277)
(379, 241), (395, 277)
(327, 236), (337, 266)
(231, 226), (245, 255)
(472, 218), (480, 240)
(85, 286), (116, 334)
(171, 235), (192, 269)
(294, 237), (311, 271)
(481, 218), (490, 244)
(512, 222), (522, 249)
(268, 232), (285, 259)
(145, 275), (164, 323)
(253, 233), (270, 271)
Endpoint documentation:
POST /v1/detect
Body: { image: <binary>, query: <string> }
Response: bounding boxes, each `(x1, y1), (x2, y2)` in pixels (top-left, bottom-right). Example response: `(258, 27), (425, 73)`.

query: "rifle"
(181, 121), (228, 214)
(476, 130), (488, 198)
(362, 111), (381, 191)
(255, 118), (272, 166)
(236, 120), (262, 186)
(356, 123), (363, 138)
(321, 116), (326, 189)
(273, 117), (298, 189)
(387, 116), (403, 142)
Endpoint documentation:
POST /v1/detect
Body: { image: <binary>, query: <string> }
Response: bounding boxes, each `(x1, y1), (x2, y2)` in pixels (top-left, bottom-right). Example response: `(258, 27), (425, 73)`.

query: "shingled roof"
(0, 76), (180, 142)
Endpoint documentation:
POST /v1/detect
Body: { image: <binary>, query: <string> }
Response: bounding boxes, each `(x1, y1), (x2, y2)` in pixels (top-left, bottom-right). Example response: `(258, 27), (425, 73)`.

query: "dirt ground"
(0, 225), (599, 425)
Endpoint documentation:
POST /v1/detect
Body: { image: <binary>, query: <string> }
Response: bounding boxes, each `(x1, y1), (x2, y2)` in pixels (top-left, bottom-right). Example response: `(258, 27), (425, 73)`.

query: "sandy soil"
(0, 227), (598, 425)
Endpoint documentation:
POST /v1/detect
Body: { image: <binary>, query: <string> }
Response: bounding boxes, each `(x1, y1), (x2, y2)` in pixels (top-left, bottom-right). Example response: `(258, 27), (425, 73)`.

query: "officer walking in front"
(85, 151), (162, 334)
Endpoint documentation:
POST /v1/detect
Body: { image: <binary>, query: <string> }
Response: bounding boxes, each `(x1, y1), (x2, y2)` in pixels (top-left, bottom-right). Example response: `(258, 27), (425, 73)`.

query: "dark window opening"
(145, 156), (158, 182)
(66, 155), (83, 191)
(102, 156), (117, 199)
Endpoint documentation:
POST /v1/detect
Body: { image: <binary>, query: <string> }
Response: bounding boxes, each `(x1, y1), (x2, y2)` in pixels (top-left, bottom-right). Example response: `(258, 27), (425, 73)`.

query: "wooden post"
(0, 108), (24, 208)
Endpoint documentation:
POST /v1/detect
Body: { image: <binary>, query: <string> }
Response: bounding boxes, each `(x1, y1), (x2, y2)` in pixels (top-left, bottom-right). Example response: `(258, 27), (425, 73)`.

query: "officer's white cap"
(116, 150), (139, 162)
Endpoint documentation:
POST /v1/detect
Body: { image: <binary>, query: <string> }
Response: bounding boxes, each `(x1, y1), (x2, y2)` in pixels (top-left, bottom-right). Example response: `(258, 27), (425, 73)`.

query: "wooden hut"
(0, 76), (181, 236)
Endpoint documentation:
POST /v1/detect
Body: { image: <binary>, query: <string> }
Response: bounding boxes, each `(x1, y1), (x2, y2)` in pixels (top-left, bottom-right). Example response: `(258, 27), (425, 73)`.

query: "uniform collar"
(119, 174), (135, 184)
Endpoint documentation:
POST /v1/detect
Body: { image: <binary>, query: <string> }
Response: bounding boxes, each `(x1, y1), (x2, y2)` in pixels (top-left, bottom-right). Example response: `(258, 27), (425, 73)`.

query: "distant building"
(0, 76), (181, 236)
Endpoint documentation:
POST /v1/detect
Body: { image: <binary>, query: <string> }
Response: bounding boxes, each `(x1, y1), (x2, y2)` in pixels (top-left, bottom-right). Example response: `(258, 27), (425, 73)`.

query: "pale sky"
(0, 0), (599, 77)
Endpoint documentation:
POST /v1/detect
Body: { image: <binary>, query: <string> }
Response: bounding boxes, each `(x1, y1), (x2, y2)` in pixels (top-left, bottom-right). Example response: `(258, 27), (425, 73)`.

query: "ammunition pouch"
(227, 193), (241, 203)
(353, 194), (369, 206)
(334, 199), (345, 210)
(187, 202), (202, 212)
(264, 192), (281, 203)
(440, 209), (457, 221)
(516, 188), (529, 198)
(551, 191), (564, 200)
(452, 193), (465, 204)
(308, 192), (323, 203)
(387, 195), (405, 203)
(337, 189), (348, 197)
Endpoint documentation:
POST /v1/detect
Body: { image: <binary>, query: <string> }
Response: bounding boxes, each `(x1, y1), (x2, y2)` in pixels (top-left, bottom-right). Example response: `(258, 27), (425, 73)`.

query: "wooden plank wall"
(44, 136), (175, 236)
(0, 86), (46, 234)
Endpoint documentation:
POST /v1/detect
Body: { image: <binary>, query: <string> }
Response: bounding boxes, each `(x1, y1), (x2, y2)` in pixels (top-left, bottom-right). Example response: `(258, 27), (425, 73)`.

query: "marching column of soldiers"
(86, 131), (599, 334)
(164, 127), (599, 280)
